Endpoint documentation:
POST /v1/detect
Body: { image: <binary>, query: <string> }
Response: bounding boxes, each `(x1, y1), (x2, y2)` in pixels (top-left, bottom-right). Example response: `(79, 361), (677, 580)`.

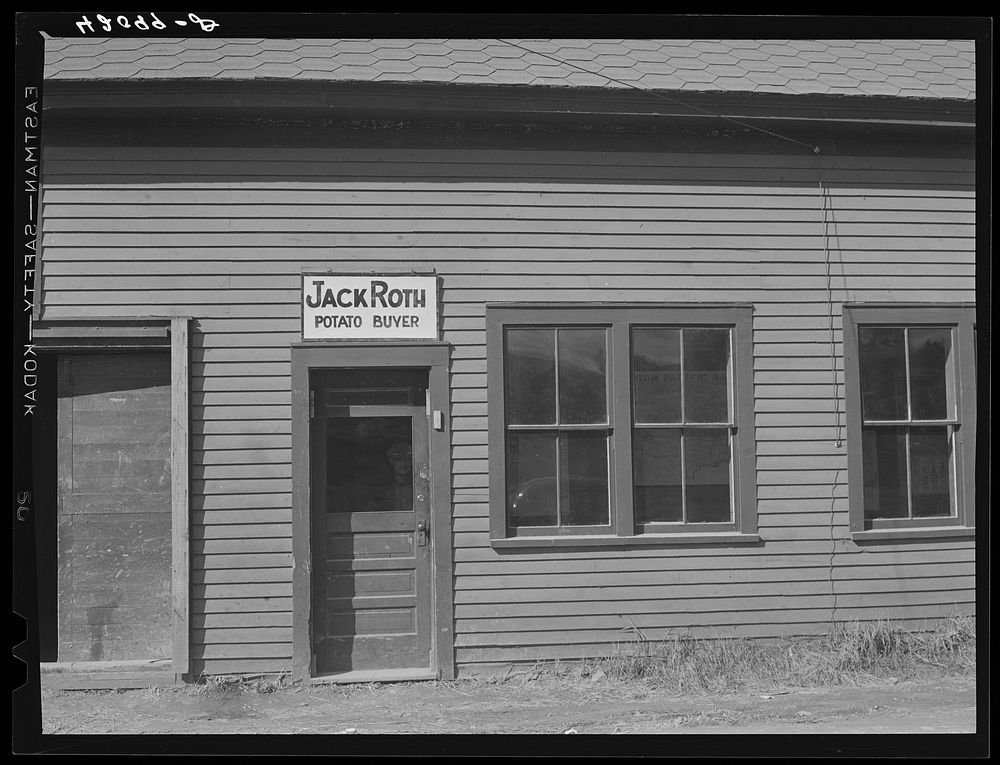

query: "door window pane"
(684, 428), (732, 522)
(908, 328), (952, 421)
(683, 329), (730, 423)
(559, 432), (610, 525)
(506, 329), (556, 425)
(506, 432), (557, 527)
(632, 328), (681, 423)
(633, 429), (682, 523)
(859, 328), (907, 420)
(861, 426), (908, 518)
(910, 426), (953, 517)
(327, 416), (412, 512)
(557, 328), (607, 424)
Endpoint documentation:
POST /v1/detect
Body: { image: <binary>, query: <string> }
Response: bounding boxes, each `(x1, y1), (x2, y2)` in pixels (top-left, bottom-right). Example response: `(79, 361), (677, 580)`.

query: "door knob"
(416, 520), (429, 547)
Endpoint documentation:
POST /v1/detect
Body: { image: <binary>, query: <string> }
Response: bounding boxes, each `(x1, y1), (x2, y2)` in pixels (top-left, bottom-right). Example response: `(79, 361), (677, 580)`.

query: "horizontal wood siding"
(40, 143), (975, 675)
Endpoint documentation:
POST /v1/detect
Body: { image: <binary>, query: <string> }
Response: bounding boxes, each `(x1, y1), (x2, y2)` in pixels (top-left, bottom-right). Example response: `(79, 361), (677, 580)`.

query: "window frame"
(487, 304), (757, 546)
(502, 325), (614, 536)
(843, 304), (976, 536)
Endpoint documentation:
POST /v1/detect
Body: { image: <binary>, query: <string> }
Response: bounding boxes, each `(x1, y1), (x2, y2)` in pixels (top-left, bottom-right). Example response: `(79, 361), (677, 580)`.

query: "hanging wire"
(819, 171), (843, 449)
(829, 467), (841, 628)
(818, 161), (843, 630)
(496, 39), (823, 155)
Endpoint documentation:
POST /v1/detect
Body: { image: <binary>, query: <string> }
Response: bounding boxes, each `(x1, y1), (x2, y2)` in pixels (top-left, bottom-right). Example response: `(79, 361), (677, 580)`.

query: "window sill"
(851, 527), (975, 542)
(491, 532), (760, 549)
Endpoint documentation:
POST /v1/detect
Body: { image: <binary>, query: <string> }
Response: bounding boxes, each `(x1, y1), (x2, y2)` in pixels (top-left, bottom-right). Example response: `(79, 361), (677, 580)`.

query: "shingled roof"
(43, 38), (976, 100)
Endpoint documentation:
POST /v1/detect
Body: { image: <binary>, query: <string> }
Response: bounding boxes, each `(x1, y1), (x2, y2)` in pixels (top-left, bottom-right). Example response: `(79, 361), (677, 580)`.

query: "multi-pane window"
(632, 327), (733, 525)
(504, 327), (611, 529)
(844, 305), (976, 533)
(858, 326), (955, 519)
(487, 306), (756, 542)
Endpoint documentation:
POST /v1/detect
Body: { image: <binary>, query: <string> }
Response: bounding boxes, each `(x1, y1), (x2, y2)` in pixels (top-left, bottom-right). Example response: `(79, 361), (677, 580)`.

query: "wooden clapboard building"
(35, 38), (978, 683)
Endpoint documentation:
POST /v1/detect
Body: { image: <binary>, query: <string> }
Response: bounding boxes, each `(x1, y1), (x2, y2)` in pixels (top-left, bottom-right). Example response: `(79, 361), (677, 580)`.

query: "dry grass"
(585, 615), (975, 695)
(194, 672), (291, 695)
(184, 617), (974, 698)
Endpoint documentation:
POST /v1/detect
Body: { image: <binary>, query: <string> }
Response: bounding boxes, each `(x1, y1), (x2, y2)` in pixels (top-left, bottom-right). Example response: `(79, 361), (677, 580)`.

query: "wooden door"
(311, 370), (432, 675)
(56, 353), (172, 662)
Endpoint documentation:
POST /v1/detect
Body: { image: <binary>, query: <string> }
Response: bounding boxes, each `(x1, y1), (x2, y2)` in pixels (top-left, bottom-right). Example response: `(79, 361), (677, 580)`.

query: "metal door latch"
(416, 520), (429, 547)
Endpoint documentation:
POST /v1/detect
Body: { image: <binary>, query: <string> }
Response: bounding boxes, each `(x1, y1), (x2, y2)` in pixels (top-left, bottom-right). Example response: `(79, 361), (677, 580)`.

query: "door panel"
(312, 370), (432, 675)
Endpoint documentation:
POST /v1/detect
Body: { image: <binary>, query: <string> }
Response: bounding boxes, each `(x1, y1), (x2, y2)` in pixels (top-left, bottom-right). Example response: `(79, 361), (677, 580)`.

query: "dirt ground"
(37, 671), (976, 737)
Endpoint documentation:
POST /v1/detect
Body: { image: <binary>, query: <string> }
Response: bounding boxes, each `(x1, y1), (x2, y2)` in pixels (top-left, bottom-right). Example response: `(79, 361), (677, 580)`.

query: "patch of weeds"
(834, 618), (907, 675)
(334, 681), (385, 696)
(246, 673), (291, 694)
(832, 614), (975, 677)
(195, 674), (243, 697)
(195, 672), (291, 696)
(462, 660), (566, 691)
(584, 614), (975, 695)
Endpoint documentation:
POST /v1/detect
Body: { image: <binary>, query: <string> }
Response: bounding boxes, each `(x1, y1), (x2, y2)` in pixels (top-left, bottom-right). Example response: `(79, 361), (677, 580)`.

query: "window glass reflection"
(862, 426), (908, 518)
(859, 328), (907, 420)
(559, 432), (610, 525)
(908, 328), (952, 421)
(632, 328), (681, 423)
(633, 429), (682, 522)
(506, 432), (557, 527)
(558, 328), (607, 424)
(909, 426), (953, 517)
(683, 329), (730, 423)
(506, 329), (556, 425)
(684, 428), (731, 522)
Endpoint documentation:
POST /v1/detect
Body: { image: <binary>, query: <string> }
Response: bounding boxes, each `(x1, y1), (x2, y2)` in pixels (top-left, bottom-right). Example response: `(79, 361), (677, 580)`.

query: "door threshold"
(41, 658), (172, 673)
(40, 660), (176, 690)
(310, 668), (437, 685)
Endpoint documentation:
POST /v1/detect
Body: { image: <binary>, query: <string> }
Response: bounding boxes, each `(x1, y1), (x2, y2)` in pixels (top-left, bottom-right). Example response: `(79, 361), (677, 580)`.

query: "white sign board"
(302, 274), (438, 340)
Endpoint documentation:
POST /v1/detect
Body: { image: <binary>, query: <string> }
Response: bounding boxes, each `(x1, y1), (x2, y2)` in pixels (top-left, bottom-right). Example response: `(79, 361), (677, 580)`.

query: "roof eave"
(40, 78), (977, 131)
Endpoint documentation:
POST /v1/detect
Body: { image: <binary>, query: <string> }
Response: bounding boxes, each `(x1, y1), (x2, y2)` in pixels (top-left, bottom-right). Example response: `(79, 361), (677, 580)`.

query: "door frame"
(290, 342), (454, 682)
(29, 317), (191, 681)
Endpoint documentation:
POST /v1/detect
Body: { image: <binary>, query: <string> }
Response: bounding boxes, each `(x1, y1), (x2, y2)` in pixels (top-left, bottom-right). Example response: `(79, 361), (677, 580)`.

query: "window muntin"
(503, 327), (611, 531)
(489, 306), (755, 542)
(858, 326), (957, 521)
(631, 327), (734, 525)
(844, 305), (975, 535)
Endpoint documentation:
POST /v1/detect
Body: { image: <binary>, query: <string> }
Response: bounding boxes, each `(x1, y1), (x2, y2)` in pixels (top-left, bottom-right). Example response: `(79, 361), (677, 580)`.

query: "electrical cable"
(818, 161), (843, 629)
(829, 468), (841, 628)
(819, 172), (843, 449)
(496, 39), (823, 155)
